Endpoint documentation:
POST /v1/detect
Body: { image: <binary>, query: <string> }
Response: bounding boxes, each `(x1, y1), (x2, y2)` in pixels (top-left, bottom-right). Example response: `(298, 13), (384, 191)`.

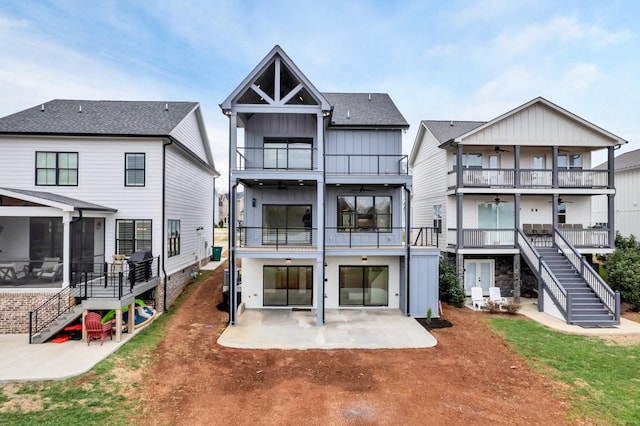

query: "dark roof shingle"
(322, 93), (409, 128)
(421, 120), (486, 144)
(0, 99), (197, 136)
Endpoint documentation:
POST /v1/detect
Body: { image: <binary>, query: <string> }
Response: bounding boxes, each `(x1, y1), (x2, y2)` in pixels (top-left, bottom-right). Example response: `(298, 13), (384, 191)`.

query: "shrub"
(503, 301), (521, 314)
(439, 258), (466, 308)
(606, 233), (640, 311)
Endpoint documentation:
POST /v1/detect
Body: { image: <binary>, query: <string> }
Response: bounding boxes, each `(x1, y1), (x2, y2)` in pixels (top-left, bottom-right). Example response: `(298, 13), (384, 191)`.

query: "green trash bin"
(212, 246), (223, 261)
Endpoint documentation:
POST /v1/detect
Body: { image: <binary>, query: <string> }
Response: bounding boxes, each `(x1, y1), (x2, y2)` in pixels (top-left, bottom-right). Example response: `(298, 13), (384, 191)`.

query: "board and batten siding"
(461, 104), (616, 148)
(410, 129), (447, 230)
(325, 129), (403, 175)
(164, 144), (215, 275)
(170, 110), (209, 162)
(612, 168), (640, 238)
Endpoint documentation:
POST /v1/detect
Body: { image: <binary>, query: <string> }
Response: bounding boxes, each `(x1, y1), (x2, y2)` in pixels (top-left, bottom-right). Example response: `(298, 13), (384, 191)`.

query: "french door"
(464, 259), (494, 294)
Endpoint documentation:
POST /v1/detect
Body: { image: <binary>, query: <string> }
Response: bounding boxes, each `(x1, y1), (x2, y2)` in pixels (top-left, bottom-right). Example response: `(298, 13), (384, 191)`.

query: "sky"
(1, 0), (639, 191)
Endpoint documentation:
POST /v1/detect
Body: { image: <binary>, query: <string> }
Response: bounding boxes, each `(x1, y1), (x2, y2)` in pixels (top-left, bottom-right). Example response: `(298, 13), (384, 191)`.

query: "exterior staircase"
(30, 305), (84, 344)
(537, 247), (618, 327)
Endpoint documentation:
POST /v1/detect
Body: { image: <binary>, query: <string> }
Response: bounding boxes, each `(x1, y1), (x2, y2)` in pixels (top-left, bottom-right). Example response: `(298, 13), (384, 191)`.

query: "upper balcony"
(325, 154), (408, 176)
(235, 145), (319, 171)
(447, 168), (609, 190)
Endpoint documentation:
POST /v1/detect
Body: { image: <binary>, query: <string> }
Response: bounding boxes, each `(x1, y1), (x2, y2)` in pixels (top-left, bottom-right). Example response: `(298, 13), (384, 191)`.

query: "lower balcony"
(451, 226), (610, 249)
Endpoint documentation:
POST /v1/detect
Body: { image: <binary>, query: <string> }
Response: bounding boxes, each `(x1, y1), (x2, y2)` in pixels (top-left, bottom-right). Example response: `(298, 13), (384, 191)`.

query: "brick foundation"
(0, 290), (61, 334)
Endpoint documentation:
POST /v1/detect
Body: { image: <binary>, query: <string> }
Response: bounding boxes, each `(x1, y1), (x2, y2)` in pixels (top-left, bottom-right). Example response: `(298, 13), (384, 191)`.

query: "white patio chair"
(0, 263), (27, 283)
(489, 286), (508, 309)
(32, 257), (61, 276)
(35, 262), (63, 282)
(471, 286), (488, 310)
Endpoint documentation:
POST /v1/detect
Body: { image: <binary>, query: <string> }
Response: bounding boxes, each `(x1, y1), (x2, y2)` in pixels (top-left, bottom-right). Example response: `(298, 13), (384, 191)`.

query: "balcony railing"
(325, 154), (408, 176)
(448, 168), (609, 189)
(452, 226), (610, 249)
(239, 227), (317, 249)
(236, 146), (318, 171)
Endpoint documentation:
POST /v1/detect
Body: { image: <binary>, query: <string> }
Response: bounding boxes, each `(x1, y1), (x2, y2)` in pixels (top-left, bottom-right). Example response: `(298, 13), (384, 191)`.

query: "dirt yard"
(132, 262), (574, 425)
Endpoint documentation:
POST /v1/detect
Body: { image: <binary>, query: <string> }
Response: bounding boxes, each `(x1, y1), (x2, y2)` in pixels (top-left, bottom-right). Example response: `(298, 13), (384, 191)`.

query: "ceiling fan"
(493, 195), (505, 204)
(548, 198), (573, 204)
(493, 146), (510, 153)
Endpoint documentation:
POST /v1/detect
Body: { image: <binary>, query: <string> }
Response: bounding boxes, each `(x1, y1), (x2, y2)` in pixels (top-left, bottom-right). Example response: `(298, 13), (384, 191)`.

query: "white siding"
(410, 128), (447, 229)
(463, 104), (616, 148)
(0, 136), (164, 258)
(613, 168), (640, 238)
(170, 110), (209, 162)
(164, 144), (215, 274)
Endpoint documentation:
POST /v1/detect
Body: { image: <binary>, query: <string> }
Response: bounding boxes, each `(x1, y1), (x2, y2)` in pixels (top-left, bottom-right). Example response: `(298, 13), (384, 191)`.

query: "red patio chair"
(85, 312), (113, 346)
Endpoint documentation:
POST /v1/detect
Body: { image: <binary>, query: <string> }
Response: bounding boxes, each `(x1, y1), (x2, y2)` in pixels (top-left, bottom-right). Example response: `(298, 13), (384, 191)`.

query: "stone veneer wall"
(156, 261), (200, 312)
(0, 291), (61, 334)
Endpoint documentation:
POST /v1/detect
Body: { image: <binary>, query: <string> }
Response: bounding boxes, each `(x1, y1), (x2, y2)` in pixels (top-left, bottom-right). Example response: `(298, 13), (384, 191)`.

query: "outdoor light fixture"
(96, 222), (102, 230)
(285, 258), (292, 264)
(252, 197), (256, 207)
(362, 256), (367, 264)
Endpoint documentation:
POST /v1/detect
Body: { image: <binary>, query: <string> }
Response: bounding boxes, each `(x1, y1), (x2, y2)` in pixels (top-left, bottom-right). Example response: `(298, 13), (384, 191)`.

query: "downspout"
(404, 185), (411, 316)
(162, 139), (173, 312)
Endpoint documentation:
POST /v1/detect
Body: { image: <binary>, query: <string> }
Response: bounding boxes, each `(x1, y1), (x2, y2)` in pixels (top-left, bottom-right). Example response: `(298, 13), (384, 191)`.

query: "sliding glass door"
(263, 266), (313, 306)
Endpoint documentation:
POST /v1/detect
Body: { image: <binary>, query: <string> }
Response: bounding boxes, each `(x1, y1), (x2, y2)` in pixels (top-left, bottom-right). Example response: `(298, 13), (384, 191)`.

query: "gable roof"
(595, 148), (640, 171)
(323, 93), (409, 128)
(0, 100), (199, 136)
(0, 188), (117, 212)
(220, 45), (331, 112)
(453, 97), (628, 146)
(409, 120), (485, 165)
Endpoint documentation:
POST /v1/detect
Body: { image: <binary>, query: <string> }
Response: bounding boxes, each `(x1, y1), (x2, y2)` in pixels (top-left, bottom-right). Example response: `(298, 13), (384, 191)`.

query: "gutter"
(162, 138), (173, 312)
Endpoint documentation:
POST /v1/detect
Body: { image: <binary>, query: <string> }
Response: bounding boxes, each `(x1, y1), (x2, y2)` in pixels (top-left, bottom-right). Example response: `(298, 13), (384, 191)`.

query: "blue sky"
(1, 0), (638, 189)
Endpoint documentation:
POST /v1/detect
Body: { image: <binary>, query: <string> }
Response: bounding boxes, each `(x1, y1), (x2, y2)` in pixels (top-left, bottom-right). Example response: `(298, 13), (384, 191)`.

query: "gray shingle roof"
(595, 148), (640, 171)
(421, 120), (486, 144)
(322, 93), (409, 128)
(0, 99), (198, 135)
(0, 188), (117, 212)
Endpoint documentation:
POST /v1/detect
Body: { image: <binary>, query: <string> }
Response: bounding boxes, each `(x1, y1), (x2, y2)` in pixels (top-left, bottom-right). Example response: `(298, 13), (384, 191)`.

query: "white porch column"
(62, 211), (72, 287)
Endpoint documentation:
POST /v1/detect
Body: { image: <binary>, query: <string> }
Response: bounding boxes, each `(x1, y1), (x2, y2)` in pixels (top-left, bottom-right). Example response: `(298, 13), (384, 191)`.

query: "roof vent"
(78, 105), (82, 113)
(41, 104), (45, 112)
(347, 110), (350, 119)
(368, 94), (371, 101)
(450, 121), (453, 126)
(165, 103), (169, 111)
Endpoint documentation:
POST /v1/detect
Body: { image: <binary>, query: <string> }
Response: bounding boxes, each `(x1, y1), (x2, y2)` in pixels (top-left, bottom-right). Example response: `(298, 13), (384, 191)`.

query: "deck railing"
(325, 154), (408, 176)
(235, 146), (317, 171)
(516, 229), (569, 320)
(554, 229), (619, 321)
(448, 168), (609, 189)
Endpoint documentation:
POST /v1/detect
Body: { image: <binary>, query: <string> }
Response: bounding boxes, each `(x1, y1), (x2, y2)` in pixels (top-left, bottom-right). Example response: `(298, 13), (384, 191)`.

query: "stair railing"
(28, 286), (73, 344)
(554, 227), (620, 322)
(516, 229), (570, 321)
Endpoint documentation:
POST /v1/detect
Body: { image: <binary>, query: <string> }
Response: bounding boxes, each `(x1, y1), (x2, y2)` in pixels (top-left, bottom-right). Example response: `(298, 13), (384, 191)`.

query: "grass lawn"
(490, 317), (640, 425)
(0, 271), (208, 426)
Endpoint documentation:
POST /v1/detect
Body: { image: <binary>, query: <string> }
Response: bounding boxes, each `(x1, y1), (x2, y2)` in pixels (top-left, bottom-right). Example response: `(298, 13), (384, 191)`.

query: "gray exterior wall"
(325, 129), (404, 175)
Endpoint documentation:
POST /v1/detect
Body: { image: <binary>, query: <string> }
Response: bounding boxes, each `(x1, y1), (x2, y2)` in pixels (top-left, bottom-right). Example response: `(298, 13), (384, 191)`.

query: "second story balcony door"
(478, 201), (514, 245)
(263, 204), (312, 245)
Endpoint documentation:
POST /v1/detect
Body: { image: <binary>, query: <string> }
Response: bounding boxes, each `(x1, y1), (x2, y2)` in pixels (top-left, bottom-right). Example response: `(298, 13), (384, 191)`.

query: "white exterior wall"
(0, 136), (164, 259)
(462, 104), (616, 148)
(170, 110), (208, 161)
(240, 256), (401, 310)
(613, 168), (640, 238)
(410, 128), (447, 229)
(164, 144), (215, 275)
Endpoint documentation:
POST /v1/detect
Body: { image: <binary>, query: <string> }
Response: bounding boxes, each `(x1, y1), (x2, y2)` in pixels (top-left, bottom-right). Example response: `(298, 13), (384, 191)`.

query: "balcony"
(325, 154), (408, 176)
(450, 226), (610, 249)
(239, 227), (317, 250)
(447, 168), (609, 189)
(236, 146), (318, 171)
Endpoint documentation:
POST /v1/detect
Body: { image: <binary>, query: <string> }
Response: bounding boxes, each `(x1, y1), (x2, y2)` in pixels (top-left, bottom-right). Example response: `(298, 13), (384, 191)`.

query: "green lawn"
(490, 317), (640, 425)
(0, 271), (209, 426)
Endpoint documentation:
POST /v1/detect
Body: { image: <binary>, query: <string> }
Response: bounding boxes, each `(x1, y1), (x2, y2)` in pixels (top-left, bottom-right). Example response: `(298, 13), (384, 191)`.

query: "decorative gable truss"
(221, 46), (331, 115)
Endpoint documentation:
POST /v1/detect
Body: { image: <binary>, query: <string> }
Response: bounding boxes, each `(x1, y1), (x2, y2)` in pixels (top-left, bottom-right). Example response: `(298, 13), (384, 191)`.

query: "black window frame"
(35, 151), (79, 186)
(263, 137), (313, 170)
(167, 219), (180, 257)
(115, 219), (152, 256)
(337, 195), (392, 233)
(339, 265), (389, 306)
(125, 153), (146, 187)
(263, 265), (314, 306)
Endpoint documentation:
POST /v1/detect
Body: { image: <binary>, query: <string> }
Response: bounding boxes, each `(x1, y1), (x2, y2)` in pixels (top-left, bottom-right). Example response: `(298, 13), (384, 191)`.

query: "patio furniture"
(111, 254), (126, 275)
(471, 286), (488, 310)
(0, 263), (27, 283)
(32, 257), (61, 275)
(489, 286), (508, 309)
(35, 262), (63, 282)
(85, 312), (113, 346)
